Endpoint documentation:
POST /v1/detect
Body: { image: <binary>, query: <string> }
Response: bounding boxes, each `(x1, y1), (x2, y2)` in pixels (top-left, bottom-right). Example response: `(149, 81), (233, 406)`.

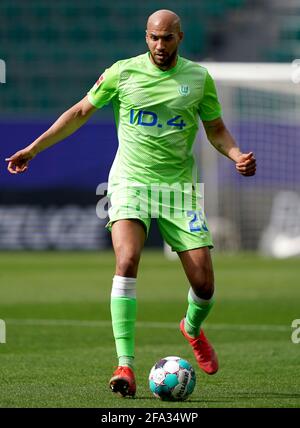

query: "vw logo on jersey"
(178, 84), (190, 96)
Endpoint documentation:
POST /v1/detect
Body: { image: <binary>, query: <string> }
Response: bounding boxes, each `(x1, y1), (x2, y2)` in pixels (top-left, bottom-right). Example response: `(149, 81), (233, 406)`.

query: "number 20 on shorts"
(187, 210), (209, 232)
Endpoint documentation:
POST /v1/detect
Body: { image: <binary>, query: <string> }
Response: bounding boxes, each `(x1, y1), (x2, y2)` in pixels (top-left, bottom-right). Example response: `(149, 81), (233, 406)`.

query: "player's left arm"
(202, 117), (256, 177)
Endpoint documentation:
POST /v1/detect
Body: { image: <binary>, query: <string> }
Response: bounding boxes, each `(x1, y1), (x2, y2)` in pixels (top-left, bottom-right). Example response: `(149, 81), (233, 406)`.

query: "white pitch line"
(5, 319), (290, 332)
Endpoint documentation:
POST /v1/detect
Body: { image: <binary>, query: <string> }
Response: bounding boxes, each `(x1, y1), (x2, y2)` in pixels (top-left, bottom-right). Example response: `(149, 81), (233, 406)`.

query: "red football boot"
(109, 366), (136, 397)
(180, 318), (219, 375)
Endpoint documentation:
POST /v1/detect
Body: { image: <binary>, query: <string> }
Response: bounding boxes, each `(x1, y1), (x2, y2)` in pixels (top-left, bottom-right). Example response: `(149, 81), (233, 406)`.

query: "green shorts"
(105, 188), (213, 252)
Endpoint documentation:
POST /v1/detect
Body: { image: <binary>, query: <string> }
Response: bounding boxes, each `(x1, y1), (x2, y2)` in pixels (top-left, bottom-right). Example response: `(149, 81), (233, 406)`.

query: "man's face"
(146, 28), (183, 69)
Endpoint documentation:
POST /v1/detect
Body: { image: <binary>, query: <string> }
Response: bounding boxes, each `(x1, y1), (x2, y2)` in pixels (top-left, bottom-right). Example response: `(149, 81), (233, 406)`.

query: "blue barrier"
(0, 120), (118, 190)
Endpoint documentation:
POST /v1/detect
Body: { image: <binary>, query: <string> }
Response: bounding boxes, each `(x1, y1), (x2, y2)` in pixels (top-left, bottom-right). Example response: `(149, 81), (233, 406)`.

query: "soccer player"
(6, 10), (256, 397)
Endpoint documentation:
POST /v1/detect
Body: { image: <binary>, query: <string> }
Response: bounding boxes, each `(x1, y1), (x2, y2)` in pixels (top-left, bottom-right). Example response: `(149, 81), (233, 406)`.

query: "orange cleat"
(180, 318), (219, 375)
(109, 366), (136, 397)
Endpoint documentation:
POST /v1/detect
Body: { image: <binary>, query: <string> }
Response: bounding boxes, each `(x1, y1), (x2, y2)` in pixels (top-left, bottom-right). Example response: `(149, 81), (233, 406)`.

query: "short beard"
(150, 49), (178, 69)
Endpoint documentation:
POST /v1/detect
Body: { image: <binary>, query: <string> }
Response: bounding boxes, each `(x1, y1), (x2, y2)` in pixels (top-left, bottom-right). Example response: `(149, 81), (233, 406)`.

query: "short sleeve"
(198, 71), (222, 121)
(87, 62), (119, 109)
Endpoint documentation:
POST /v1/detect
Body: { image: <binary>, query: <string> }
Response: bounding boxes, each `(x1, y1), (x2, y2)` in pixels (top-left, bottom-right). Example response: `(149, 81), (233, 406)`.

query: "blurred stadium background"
(0, 0), (300, 254)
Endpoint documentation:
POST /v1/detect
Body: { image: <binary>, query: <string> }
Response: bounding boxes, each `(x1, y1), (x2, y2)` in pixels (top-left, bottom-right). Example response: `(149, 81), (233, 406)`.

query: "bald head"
(147, 10), (181, 33)
(146, 10), (183, 70)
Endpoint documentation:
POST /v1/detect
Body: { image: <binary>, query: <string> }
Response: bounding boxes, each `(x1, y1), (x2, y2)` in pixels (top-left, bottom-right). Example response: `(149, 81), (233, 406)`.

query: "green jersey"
(87, 52), (222, 194)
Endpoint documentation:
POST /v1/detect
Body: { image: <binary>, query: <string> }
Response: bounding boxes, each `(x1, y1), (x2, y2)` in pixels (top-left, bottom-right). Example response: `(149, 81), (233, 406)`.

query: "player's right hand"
(5, 148), (36, 174)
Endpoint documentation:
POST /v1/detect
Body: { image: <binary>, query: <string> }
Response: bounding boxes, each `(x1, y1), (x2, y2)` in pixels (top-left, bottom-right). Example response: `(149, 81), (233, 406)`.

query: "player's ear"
(178, 31), (184, 42)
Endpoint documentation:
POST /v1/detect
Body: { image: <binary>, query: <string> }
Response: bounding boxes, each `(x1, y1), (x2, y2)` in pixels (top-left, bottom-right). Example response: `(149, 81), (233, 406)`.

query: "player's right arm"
(6, 96), (97, 174)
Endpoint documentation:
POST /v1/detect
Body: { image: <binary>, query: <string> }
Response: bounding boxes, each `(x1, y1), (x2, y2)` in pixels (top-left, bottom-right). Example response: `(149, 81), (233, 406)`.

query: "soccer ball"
(149, 356), (196, 401)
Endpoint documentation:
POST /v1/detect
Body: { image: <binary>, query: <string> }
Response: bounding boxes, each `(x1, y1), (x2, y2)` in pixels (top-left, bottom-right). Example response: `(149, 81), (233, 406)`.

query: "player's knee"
(116, 252), (140, 277)
(192, 281), (214, 300)
(190, 269), (214, 300)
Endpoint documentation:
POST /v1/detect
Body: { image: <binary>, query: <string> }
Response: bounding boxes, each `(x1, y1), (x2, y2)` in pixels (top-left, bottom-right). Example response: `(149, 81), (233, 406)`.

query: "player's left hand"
(235, 152), (256, 176)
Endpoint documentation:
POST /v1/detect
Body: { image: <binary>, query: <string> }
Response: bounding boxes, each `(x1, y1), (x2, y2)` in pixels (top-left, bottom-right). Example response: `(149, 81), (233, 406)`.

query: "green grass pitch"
(0, 250), (299, 408)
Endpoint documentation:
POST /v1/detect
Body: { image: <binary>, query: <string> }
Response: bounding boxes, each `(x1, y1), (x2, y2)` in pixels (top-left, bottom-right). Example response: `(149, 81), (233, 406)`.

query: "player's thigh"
(158, 212), (214, 292)
(177, 246), (214, 290)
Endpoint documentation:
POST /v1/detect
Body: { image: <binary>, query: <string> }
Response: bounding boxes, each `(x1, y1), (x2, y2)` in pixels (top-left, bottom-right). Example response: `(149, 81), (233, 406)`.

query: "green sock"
(111, 296), (136, 359)
(184, 288), (214, 338)
(110, 275), (137, 368)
